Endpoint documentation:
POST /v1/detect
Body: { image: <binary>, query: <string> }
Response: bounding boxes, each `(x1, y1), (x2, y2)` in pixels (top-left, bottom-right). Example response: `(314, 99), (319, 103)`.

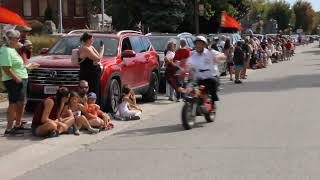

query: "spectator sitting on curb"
(64, 91), (100, 135)
(118, 85), (142, 120)
(78, 80), (89, 104)
(31, 87), (75, 138)
(78, 80), (113, 129)
(85, 92), (114, 130)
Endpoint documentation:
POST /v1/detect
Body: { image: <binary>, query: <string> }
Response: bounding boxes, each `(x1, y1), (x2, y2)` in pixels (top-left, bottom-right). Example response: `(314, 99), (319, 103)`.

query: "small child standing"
(119, 85), (142, 120)
(86, 92), (114, 130)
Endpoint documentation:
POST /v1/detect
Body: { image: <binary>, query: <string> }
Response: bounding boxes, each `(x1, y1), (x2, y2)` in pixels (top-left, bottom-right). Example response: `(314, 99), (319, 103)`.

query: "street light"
(58, 0), (63, 33)
(101, 0), (104, 30)
(194, 0), (199, 34)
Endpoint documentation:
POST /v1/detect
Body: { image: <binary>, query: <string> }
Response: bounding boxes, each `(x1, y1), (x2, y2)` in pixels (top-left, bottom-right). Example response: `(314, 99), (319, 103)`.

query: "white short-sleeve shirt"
(165, 51), (175, 60)
(187, 48), (221, 80)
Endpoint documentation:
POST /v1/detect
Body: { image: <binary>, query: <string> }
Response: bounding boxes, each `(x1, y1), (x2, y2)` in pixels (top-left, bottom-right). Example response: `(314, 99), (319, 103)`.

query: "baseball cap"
(15, 26), (32, 32)
(87, 92), (97, 99)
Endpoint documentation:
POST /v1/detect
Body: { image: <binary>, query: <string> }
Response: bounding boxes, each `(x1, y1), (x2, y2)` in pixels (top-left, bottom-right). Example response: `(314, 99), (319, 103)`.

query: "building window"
(39, 0), (48, 16)
(23, 0), (32, 16)
(63, 0), (68, 16)
(75, 0), (84, 17)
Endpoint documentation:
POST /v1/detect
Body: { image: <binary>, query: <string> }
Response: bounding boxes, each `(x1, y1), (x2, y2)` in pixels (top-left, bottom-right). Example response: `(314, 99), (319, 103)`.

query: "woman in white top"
(119, 85), (142, 120)
(164, 41), (178, 101)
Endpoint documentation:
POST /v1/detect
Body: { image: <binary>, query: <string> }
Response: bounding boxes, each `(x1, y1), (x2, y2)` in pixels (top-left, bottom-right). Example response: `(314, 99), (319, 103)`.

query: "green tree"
(293, 0), (316, 33)
(266, 0), (292, 31)
(139, 0), (186, 32)
(246, 0), (268, 21)
(312, 12), (320, 34)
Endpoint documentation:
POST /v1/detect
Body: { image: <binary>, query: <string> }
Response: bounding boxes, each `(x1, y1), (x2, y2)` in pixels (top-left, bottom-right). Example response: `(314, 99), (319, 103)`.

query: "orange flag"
(221, 12), (241, 30)
(0, 7), (30, 27)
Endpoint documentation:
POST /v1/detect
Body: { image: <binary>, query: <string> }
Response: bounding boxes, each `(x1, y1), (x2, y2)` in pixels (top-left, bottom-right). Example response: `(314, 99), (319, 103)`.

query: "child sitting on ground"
(86, 92), (114, 130)
(118, 85), (142, 120)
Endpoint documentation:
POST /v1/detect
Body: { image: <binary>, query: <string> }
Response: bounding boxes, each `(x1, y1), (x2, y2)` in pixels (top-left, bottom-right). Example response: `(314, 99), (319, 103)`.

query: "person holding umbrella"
(0, 30), (29, 135)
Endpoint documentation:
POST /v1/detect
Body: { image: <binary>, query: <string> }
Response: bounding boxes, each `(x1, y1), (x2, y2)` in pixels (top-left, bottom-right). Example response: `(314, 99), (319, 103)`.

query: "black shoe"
(235, 80), (243, 84)
(4, 128), (24, 135)
(14, 125), (31, 131)
(128, 116), (140, 121)
(47, 130), (59, 138)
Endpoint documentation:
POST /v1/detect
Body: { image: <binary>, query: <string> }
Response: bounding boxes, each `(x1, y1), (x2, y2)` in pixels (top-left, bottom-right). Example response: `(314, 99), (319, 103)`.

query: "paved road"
(9, 44), (320, 180)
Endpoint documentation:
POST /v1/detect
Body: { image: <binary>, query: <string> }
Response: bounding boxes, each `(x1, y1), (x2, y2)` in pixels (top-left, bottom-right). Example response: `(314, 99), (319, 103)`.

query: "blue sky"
(286, 0), (320, 11)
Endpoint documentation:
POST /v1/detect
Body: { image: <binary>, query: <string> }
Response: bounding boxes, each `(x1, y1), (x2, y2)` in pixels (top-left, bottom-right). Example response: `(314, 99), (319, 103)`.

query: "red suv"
(28, 30), (160, 112)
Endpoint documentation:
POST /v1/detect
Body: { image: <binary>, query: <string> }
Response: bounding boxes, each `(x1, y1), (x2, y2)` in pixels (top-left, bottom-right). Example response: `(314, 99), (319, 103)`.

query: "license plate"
(44, 86), (59, 95)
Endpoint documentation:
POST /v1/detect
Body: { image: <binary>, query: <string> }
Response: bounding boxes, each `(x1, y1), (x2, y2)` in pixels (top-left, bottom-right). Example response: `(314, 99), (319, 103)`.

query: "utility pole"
(101, 0), (105, 30)
(58, 0), (63, 33)
(194, 0), (199, 34)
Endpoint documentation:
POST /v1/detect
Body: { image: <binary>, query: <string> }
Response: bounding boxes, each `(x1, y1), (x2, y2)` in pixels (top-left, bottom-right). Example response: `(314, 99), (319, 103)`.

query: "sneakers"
(88, 127), (100, 134)
(14, 125), (31, 131)
(47, 130), (59, 138)
(234, 80), (243, 84)
(4, 128), (25, 135)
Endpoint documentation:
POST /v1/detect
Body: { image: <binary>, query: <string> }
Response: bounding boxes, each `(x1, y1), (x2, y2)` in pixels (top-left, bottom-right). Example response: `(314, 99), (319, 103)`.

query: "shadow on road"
(113, 122), (208, 137)
(220, 74), (320, 95)
(301, 50), (320, 55)
(113, 124), (183, 137)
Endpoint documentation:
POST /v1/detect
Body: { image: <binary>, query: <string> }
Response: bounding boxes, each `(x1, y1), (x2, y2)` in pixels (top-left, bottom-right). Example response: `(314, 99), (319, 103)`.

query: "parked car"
(28, 30), (160, 113)
(146, 32), (196, 92)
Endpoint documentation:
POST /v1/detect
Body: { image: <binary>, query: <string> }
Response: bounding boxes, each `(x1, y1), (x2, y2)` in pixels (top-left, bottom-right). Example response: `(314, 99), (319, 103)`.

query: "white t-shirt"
(187, 48), (221, 80)
(165, 51), (175, 60)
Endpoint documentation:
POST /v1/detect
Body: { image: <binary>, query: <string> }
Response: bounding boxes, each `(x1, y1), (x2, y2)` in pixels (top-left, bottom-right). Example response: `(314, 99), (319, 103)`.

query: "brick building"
(1, 0), (89, 31)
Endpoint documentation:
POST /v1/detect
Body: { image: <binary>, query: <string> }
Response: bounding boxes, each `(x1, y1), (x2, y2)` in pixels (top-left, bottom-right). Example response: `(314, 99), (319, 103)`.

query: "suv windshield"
(148, 36), (180, 52)
(49, 36), (119, 56)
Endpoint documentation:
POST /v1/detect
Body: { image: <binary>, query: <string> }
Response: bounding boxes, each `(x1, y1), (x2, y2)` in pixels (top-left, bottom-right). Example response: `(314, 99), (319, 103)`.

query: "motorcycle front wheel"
(181, 102), (196, 130)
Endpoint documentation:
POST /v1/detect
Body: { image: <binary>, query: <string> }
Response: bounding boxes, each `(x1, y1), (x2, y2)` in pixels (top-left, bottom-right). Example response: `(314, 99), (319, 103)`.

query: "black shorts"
(3, 79), (28, 103)
(227, 62), (234, 71)
(198, 78), (219, 102)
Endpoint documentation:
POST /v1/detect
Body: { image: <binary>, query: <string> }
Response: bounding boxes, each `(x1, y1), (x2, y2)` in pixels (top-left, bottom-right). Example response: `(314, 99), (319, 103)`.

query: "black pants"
(197, 78), (219, 102)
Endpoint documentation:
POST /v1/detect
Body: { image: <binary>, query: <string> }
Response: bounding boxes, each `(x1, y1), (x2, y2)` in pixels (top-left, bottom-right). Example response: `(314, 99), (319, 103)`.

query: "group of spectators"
(32, 80), (113, 137)
(219, 34), (295, 84)
(163, 34), (296, 101)
(0, 30), (143, 137)
(0, 26), (297, 137)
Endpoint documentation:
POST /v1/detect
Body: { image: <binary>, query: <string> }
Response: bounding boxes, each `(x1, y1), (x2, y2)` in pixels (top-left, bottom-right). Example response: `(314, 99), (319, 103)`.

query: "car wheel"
(106, 79), (121, 113)
(142, 72), (159, 102)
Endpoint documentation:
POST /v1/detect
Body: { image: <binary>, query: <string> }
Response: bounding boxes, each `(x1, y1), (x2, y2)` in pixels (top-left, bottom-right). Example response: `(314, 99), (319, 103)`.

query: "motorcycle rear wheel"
(205, 107), (216, 123)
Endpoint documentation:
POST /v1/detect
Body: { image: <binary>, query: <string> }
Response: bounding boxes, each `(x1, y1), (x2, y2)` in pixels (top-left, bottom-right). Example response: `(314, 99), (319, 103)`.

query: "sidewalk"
(0, 95), (182, 180)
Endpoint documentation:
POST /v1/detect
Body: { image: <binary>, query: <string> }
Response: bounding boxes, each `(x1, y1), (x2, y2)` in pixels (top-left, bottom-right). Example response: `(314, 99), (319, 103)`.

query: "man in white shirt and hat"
(186, 36), (226, 103)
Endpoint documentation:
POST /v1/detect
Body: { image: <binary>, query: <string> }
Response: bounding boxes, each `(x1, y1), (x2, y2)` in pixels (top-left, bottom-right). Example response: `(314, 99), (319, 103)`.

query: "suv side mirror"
(40, 48), (49, 55)
(121, 50), (136, 58)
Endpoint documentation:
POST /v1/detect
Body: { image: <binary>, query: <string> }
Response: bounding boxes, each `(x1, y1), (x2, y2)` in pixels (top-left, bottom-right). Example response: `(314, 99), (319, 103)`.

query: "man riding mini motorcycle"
(184, 36), (226, 104)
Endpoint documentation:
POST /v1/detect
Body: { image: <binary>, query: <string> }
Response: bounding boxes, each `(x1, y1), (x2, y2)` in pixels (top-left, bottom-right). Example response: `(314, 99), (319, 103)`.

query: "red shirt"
(32, 97), (59, 127)
(173, 48), (191, 61)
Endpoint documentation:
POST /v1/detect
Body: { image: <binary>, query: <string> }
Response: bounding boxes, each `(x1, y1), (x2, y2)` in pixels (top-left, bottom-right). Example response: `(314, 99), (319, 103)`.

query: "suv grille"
(29, 68), (80, 86)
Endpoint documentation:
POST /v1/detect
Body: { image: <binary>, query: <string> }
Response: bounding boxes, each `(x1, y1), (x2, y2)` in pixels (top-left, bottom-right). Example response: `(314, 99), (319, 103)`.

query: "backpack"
(71, 48), (80, 64)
